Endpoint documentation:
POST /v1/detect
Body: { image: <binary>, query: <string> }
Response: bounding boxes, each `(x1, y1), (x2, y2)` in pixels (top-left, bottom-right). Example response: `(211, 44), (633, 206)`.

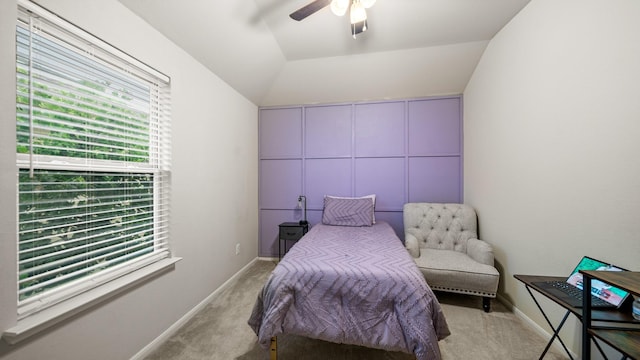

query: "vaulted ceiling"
(118, 0), (531, 105)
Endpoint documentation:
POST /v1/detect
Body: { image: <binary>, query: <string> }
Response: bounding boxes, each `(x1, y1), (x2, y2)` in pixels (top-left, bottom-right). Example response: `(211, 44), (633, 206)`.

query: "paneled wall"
(259, 96), (462, 257)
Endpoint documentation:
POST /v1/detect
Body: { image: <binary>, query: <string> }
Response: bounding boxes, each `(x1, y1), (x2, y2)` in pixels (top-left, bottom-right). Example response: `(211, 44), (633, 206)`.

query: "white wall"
(464, 0), (640, 355)
(261, 41), (488, 106)
(0, 1), (258, 359)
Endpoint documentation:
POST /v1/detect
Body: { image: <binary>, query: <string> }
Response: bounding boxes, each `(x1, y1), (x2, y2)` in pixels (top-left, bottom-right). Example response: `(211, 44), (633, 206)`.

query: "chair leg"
(482, 297), (491, 312)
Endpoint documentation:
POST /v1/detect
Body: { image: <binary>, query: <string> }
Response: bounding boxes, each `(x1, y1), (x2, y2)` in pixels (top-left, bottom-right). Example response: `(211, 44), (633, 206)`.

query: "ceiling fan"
(289, 0), (377, 38)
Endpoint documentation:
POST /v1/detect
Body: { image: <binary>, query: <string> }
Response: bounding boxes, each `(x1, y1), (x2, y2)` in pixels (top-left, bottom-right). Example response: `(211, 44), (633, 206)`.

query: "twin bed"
(248, 198), (450, 360)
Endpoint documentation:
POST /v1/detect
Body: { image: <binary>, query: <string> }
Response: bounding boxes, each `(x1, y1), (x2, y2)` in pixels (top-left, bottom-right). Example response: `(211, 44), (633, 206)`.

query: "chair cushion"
(415, 249), (499, 297)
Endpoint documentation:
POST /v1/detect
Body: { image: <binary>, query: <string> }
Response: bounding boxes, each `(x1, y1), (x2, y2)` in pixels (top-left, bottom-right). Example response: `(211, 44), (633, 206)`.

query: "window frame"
(3, 0), (179, 344)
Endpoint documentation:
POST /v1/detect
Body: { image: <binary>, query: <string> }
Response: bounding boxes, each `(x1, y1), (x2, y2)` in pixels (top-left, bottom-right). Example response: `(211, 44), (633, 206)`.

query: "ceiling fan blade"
(289, 0), (332, 21)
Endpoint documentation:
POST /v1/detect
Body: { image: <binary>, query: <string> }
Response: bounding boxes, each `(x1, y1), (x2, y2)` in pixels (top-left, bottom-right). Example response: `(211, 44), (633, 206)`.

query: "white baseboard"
(130, 257), (259, 360)
(497, 294), (577, 359)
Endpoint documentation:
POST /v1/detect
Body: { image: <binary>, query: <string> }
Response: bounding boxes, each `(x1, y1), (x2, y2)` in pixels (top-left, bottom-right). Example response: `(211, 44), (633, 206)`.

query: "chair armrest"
(405, 233), (420, 258)
(466, 238), (494, 266)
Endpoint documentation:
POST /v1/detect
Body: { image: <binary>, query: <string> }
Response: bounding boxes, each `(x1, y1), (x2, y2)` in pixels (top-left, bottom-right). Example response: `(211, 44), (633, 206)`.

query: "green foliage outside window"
(18, 170), (154, 300)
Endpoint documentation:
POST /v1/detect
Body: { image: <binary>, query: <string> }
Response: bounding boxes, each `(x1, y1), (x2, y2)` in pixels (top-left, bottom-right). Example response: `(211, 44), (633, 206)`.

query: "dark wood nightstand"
(278, 222), (308, 260)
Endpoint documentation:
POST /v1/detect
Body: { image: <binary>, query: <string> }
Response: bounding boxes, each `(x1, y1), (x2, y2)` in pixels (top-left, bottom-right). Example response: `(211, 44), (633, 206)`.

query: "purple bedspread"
(248, 222), (450, 359)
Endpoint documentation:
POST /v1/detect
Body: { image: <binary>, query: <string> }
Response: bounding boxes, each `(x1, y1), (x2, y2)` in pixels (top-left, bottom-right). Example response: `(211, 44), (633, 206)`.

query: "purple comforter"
(248, 222), (450, 359)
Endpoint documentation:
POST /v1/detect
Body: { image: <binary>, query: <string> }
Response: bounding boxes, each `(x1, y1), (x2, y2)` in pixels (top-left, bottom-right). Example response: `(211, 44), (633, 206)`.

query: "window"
(15, 1), (171, 320)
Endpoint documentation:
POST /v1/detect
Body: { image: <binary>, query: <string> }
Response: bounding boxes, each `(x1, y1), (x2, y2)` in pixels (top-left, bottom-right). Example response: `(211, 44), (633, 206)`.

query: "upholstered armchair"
(403, 203), (499, 312)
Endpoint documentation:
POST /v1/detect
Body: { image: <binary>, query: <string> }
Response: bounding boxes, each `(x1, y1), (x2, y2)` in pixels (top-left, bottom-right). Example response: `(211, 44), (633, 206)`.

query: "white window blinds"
(16, 1), (171, 318)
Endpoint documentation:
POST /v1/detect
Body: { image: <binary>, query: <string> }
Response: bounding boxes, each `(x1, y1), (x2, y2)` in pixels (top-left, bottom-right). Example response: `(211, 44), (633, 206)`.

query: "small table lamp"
(297, 195), (308, 225)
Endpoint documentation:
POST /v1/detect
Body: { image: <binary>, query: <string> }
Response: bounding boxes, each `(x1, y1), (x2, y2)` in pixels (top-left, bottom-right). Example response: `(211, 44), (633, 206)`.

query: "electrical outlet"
(235, 243), (240, 255)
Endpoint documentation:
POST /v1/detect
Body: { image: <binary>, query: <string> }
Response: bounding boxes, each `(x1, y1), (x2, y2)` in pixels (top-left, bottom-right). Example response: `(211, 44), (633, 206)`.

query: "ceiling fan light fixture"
(330, 0), (349, 16)
(290, 0), (376, 39)
(360, 0), (376, 9)
(350, 0), (367, 24)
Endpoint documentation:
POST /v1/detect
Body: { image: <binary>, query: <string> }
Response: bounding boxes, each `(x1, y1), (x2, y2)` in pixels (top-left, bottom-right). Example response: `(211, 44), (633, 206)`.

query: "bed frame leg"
(270, 336), (277, 360)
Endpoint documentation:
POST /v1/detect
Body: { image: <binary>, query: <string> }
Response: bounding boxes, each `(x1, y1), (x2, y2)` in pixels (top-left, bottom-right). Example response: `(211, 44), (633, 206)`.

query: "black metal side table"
(278, 222), (308, 260)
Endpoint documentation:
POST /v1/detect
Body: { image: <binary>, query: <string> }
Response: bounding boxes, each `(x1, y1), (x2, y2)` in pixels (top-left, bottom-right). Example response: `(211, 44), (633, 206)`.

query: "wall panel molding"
(258, 96), (462, 257)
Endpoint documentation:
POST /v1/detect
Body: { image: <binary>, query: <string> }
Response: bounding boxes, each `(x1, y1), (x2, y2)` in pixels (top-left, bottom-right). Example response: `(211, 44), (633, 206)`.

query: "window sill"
(3, 257), (181, 345)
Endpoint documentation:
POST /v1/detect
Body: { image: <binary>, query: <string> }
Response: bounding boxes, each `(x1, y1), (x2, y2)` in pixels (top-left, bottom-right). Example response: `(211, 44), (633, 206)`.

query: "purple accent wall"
(355, 158), (405, 210)
(355, 102), (405, 157)
(260, 160), (302, 209)
(305, 105), (352, 158)
(259, 107), (302, 158)
(408, 98), (461, 155)
(305, 159), (352, 209)
(258, 97), (462, 257)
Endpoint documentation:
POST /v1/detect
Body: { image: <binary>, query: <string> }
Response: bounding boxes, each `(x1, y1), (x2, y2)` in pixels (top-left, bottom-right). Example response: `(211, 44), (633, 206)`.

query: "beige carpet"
(143, 260), (567, 360)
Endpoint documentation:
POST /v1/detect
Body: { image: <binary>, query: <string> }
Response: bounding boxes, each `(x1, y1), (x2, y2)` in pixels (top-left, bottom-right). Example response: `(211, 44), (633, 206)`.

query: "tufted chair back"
(403, 203), (478, 254)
